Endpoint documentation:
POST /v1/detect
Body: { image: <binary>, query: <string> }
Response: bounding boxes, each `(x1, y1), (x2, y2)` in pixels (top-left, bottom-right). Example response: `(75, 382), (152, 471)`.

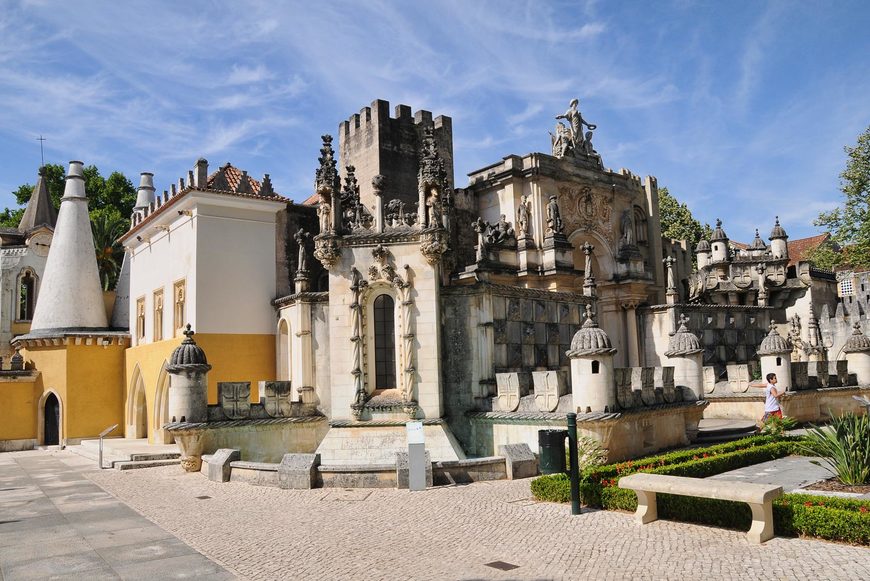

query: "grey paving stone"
(70, 516), (153, 537)
(0, 512), (68, 533)
(62, 505), (141, 524)
(0, 523), (80, 547)
(96, 537), (197, 568)
(114, 553), (227, 580)
(84, 525), (175, 550)
(0, 537), (93, 567)
(1, 550), (108, 581)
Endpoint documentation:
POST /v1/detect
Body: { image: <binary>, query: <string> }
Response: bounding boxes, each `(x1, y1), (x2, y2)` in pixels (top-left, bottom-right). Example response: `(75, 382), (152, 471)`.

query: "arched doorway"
(153, 362), (174, 444)
(44, 393), (60, 446)
(127, 364), (148, 439)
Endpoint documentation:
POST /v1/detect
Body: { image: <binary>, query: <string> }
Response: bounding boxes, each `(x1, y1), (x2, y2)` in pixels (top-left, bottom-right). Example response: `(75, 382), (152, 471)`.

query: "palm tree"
(91, 211), (128, 290)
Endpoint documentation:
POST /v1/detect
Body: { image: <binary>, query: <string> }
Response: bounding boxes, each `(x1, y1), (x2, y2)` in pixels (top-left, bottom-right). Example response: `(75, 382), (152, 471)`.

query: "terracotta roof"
(731, 241), (749, 250)
(301, 192), (319, 206)
(787, 233), (830, 266)
(207, 163), (276, 197)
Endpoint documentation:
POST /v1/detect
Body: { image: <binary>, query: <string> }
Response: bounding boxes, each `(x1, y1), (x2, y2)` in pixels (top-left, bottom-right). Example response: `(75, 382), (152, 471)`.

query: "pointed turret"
(18, 167), (58, 232)
(768, 216), (789, 260)
(709, 219), (729, 262)
(134, 172), (155, 212)
(30, 161), (108, 331)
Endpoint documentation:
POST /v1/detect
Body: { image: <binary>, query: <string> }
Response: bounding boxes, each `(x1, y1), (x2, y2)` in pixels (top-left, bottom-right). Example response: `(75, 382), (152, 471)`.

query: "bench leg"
(747, 502), (774, 544)
(633, 490), (658, 524)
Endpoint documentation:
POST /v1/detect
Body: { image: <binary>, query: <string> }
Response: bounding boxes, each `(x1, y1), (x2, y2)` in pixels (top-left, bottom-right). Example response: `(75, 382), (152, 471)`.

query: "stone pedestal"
(541, 234), (574, 273)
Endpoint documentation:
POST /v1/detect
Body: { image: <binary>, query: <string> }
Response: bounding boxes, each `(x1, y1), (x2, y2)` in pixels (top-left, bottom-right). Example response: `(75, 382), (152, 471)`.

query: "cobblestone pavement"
(79, 455), (870, 581)
(0, 451), (231, 580)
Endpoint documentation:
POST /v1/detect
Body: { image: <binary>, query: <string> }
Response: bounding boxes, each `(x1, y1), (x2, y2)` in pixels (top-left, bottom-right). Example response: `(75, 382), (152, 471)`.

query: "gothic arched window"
(17, 269), (36, 321)
(373, 294), (396, 390)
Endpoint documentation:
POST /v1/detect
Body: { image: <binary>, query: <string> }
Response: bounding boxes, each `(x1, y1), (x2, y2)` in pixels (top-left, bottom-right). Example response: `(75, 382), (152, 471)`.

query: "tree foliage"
(658, 187), (711, 250)
(814, 125), (870, 270)
(2, 163), (135, 289)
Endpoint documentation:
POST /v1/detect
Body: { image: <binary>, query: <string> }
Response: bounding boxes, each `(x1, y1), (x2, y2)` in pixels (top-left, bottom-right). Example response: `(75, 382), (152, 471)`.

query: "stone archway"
(277, 319), (290, 381)
(152, 361), (174, 444)
(127, 364), (148, 439)
(568, 229), (615, 281)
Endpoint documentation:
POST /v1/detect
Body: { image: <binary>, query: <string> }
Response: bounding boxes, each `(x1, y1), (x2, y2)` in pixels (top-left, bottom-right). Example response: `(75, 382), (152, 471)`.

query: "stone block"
(219, 382), (251, 419)
(499, 443), (537, 480)
(496, 372), (531, 411)
(727, 364), (749, 393)
(259, 381), (293, 418)
(791, 362), (809, 390)
(207, 449), (240, 483)
(277, 453), (320, 490)
(836, 360), (850, 387)
(396, 450), (432, 489)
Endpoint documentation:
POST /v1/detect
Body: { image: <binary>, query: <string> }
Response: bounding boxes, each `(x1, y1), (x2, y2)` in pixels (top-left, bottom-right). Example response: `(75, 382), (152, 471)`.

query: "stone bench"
(618, 473), (783, 543)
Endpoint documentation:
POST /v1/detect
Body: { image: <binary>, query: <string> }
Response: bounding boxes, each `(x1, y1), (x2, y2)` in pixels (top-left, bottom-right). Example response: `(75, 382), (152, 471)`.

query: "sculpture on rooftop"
(553, 98), (597, 159)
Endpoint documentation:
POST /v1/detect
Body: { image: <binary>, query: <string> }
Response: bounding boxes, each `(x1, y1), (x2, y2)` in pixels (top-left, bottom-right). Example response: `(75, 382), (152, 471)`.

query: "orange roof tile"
(787, 233), (830, 266)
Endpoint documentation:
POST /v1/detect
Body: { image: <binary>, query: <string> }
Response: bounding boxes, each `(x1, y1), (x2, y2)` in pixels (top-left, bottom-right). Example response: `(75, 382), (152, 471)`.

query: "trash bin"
(538, 429), (568, 474)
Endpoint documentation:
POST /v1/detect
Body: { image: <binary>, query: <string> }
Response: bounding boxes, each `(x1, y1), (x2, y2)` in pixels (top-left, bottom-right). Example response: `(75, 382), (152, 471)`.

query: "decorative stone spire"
(567, 305), (616, 356)
(236, 170), (252, 194)
(758, 321), (791, 355)
(418, 126), (447, 229)
(844, 322), (870, 353)
(768, 216), (789, 260)
(315, 135), (340, 194)
(663, 256), (678, 303)
(18, 166), (58, 232)
(665, 314), (703, 357)
(133, 172), (155, 212)
(30, 161), (109, 331)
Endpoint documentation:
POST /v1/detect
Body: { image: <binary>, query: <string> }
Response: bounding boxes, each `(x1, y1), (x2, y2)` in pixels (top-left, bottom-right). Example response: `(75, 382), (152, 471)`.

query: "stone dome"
(844, 322), (870, 353)
(769, 216), (788, 240)
(166, 325), (212, 372)
(567, 305), (616, 357)
(748, 229), (767, 251)
(710, 218), (729, 242)
(757, 322), (791, 355)
(695, 239), (711, 253)
(665, 315), (703, 357)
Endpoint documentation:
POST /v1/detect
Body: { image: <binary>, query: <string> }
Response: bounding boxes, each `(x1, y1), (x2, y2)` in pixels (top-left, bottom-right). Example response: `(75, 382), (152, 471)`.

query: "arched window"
(776, 356), (782, 366)
(591, 360), (600, 374)
(136, 297), (146, 342)
(173, 280), (186, 336)
(153, 289), (164, 342)
(373, 294), (396, 390)
(17, 269), (36, 321)
(633, 207), (648, 245)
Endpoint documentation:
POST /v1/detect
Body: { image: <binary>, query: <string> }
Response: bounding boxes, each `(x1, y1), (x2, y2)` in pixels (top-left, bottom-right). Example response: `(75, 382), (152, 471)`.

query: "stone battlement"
(339, 99), (452, 138)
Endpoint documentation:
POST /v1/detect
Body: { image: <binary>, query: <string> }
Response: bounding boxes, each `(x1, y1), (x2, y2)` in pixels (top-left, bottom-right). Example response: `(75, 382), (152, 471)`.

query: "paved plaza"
(1, 450), (869, 580)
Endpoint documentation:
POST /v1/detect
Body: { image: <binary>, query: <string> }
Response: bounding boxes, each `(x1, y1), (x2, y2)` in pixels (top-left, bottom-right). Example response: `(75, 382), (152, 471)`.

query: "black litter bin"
(538, 429), (568, 474)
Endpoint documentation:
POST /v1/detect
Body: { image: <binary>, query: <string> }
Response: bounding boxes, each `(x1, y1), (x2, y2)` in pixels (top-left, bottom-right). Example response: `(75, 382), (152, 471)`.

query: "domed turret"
(166, 325), (212, 444)
(664, 315), (705, 400)
(748, 229), (767, 257)
(568, 305), (617, 413)
(844, 322), (870, 385)
(768, 216), (789, 260)
(757, 321), (793, 390)
(709, 219), (729, 262)
(695, 239), (711, 268)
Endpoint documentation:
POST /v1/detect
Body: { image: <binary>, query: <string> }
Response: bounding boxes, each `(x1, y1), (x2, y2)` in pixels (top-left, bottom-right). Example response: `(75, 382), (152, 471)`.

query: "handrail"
(98, 424), (119, 469)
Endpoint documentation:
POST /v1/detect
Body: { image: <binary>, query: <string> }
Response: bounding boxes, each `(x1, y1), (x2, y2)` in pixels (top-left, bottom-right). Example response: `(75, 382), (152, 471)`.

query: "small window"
(839, 278), (854, 297)
(173, 280), (186, 336)
(776, 356), (782, 366)
(713, 244), (719, 252)
(136, 297), (146, 342)
(153, 289), (164, 342)
(17, 269), (36, 321)
(591, 360), (600, 374)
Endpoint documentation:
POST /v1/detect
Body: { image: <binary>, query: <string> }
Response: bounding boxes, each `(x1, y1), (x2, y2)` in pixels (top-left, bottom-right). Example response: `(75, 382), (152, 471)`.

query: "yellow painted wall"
(0, 377), (40, 440)
(11, 322), (31, 336)
(124, 333), (275, 443)
(23, 342), (126, 442)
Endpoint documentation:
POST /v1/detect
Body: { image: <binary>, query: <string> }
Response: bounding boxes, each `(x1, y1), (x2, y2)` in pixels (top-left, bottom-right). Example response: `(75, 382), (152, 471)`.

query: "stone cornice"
(272, 291), (329, 308)
(443, 281), (592, 303)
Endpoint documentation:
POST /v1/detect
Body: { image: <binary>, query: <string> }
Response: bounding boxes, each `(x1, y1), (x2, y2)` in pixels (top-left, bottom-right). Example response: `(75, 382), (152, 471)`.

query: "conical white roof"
(30, 161), (109, 331)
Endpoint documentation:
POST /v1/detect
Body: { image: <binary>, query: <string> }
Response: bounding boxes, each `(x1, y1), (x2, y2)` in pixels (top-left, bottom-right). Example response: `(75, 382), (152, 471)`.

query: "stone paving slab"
(708, 454), (870, 497)
(86, 454), (870, 580)
(0, 451), (235, 581)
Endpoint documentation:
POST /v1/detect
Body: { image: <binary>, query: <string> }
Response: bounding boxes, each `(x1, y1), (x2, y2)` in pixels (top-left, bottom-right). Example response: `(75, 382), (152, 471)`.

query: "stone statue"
(555, 98), (596, 157)
(317, 197), (331, 233)
(472, 217), (487, 262)
(549, 122), (572, 158)
(489, 214), (515, 245)
(546, 195), (563, 236)
(516, 195), (531, 239)
(426, 186), (442, 228)
(620, 209), (634, 246)
(294, 228), (310, 274)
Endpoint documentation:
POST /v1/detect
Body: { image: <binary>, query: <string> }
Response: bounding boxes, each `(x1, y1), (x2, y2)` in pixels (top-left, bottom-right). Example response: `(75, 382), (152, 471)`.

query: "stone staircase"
(695, 418), (759, 444)
(67, 438), (181, 470)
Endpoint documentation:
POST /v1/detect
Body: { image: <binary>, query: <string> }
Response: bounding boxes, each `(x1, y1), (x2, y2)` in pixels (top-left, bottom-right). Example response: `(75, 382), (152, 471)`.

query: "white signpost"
(406, 421), (426, 491)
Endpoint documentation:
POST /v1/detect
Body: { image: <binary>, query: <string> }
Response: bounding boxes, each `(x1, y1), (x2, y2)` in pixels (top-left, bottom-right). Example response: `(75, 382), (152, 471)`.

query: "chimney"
(134, 172), (156, 211)
(195, 158), (208, 188)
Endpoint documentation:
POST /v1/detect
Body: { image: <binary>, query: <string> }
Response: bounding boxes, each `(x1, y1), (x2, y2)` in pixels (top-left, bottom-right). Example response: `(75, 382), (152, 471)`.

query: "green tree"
(3, 163), (136, 287)
(814, 125), (870, 270)
(658, 187), (711, 250)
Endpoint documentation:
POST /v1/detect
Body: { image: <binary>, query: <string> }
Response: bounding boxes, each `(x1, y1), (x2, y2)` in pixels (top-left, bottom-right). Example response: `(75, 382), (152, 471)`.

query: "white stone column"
(623, 302), (640, 368)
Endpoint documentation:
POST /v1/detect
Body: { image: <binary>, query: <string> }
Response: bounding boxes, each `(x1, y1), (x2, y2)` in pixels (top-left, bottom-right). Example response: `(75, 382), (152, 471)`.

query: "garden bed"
(531, 435), (870, 545)
(804, 477), (870, 495)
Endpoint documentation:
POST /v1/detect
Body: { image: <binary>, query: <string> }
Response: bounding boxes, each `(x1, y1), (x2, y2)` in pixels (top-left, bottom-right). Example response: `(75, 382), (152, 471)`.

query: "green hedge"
(532, 436), (870, 545)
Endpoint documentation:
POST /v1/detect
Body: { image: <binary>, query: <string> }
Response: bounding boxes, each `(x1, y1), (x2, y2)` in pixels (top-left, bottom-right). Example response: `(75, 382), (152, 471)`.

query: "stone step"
(114, 459), (181, 471)
(129, 452), (180, 462)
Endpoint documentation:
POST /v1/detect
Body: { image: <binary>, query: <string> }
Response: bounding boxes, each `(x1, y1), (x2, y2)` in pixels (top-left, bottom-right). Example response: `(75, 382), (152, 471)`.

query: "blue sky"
(1, 0), (869, 242)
